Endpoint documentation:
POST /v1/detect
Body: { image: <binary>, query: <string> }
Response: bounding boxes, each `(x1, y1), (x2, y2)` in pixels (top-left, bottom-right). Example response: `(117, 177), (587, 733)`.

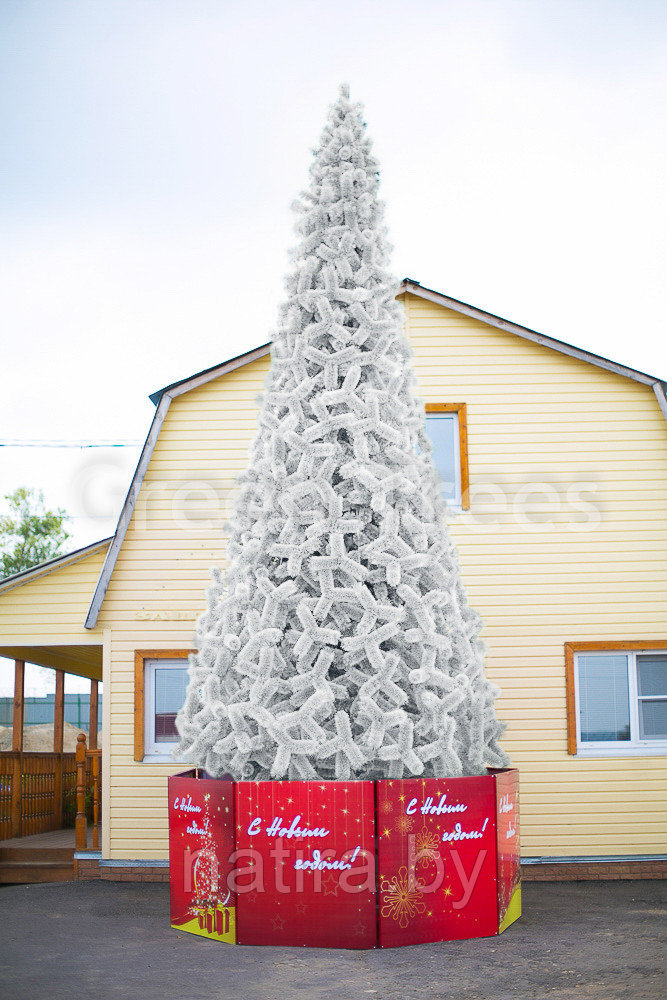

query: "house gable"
(85, 281), (667, 628)
(93, 352), (272, 630)
(0, 540), (110, 675)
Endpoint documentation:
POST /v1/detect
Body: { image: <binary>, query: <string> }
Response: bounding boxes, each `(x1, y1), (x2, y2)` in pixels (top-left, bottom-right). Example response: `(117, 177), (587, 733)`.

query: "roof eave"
(148, 343), (272, 407)
(85, 343), (272, 629)
(0, 537), (113, 596)
(398, 279), (662, 387)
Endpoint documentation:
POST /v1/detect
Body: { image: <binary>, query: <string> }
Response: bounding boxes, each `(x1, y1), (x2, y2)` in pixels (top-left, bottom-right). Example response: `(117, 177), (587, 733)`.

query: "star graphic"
(322, 873), (340, 897)
(353, 921), (368, 936)
(296, 903), (308, 915)
(272, 915), (285, 930)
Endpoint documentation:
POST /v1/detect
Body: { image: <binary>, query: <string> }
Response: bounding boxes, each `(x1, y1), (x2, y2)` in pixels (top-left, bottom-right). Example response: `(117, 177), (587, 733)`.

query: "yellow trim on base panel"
(499, 885), (522, 934)
(171, 905), (236, 944)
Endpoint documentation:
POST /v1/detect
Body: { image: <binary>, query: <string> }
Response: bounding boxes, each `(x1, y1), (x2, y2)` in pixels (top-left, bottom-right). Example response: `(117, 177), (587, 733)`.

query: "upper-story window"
(572, 648), (667, 756)
(424, 403), (469, 509)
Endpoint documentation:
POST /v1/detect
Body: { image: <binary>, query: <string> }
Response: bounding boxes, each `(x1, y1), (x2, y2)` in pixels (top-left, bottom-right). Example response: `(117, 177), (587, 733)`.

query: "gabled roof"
(84, 278), (667, 628)
(148, 343), (271, 406)
(0, 537), (112, 596)
(84, 343), (271, 628)
(400, 279), (666, 390)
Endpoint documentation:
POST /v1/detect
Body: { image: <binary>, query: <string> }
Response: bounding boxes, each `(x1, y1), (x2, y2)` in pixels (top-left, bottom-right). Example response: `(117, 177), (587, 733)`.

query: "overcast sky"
(1, 0), (666, 553)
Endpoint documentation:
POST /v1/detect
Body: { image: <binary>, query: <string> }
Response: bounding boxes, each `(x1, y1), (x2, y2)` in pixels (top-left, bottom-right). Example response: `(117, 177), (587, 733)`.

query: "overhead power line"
(0, 440), (141, 449)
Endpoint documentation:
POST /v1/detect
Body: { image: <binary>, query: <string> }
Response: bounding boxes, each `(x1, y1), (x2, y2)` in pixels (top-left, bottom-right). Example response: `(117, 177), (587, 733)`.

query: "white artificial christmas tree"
(175, 85), (508, 781)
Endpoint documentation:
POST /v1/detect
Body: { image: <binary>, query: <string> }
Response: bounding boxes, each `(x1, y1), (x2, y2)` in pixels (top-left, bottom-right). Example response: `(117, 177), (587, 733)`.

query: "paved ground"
(0, 880), (664, 1000)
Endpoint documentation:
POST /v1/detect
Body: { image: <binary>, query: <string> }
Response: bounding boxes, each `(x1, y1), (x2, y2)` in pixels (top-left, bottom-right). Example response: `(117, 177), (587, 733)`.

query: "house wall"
(101, 358), (268, 859)
(101, 293), (667, 860)
(0, 547), (108, 646)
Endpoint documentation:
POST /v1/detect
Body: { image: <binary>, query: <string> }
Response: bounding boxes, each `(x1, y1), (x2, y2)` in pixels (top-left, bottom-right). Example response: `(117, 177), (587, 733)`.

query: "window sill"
(141, 751), (184, 763)
(575, 745), (667, 758)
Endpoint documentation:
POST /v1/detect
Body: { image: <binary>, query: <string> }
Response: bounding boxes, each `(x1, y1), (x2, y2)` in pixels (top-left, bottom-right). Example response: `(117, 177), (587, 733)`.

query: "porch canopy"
(0, 539), (110, 839)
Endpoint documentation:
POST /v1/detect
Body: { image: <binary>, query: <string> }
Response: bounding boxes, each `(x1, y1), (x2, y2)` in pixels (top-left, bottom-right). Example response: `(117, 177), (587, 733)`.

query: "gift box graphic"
(168, 771), (237, 943)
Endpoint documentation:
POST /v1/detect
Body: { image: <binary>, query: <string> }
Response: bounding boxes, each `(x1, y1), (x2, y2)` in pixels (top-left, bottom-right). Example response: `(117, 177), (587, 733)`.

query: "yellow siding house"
(1, 279), (666, 879)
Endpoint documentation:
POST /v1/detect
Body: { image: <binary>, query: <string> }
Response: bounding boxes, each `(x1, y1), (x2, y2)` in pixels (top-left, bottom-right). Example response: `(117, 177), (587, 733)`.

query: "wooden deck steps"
(0, 829), (75, 883)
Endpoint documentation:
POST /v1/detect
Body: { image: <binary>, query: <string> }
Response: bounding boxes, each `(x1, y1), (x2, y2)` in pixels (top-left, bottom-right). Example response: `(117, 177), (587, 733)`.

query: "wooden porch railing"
(0, 745), (100, 843)
(75, 733), (102, 851)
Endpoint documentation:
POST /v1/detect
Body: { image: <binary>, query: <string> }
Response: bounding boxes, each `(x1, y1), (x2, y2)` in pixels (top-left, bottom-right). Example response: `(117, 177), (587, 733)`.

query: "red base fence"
(169, 768), (521, 950)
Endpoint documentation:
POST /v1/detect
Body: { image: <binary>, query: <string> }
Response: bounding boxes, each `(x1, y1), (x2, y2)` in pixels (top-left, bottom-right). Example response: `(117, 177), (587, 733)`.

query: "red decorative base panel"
(168, 769), (520, 949)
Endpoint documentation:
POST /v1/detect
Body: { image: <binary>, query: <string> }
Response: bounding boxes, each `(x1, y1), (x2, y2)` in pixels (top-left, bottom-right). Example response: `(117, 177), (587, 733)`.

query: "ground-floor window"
(565, 642), (667, 756)
(134, 649), (192, 761)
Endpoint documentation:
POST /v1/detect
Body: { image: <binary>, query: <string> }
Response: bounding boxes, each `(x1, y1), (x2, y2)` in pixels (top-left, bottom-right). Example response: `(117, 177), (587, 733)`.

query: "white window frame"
(144, 658), (189, 762)
(425, 411), (462, 509)
(574, 649), (667, 757)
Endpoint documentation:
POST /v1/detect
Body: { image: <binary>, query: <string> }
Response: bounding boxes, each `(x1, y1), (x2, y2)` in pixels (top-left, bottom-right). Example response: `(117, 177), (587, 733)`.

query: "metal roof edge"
(398, 279), (663, 387)
(0, 537), (113, 596)
(653, 381), (667, 423)
(85, 344), (274, 629)
(148, 343), (272, 406)
(85, 393), (172, 628)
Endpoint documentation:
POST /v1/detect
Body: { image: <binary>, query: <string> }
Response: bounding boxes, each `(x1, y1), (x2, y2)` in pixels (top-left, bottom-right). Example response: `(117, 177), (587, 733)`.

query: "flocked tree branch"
(175, 85), (508, 781)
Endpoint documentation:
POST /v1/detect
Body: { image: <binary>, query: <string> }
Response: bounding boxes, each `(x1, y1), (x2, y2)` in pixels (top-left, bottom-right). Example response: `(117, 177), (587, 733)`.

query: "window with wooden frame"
(424, 403), (470, 510)
(134, 650), (193, 762)
(565, 641), (667, 757)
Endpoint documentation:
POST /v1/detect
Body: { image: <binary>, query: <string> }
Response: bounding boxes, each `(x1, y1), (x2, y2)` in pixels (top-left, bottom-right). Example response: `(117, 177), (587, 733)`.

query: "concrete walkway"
(0, 880), (664, 1000)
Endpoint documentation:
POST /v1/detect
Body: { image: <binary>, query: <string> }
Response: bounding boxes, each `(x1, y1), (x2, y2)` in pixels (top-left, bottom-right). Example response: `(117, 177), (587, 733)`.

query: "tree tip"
(339, 82), (350, 100)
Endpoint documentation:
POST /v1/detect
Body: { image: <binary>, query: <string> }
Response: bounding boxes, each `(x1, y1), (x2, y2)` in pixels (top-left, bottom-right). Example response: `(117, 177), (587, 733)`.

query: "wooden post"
(54, 753), (63, 829)
(10, 754), (22, 838)
(75, 732), (87, 851)
(53, 670), (64, 753)
(10, 660), (24, 836)
(91, 753), (100, 850)
(52, 670), (65, 830)
(89, 679), (98, 751)
(12, 659), (24, 753)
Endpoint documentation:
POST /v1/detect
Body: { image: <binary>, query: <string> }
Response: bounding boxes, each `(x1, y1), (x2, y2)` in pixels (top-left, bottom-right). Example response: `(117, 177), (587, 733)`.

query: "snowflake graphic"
(380, 866), (426, 929)
(379, 798), (393, 815)
(394, 813), (414, 835)
(414, 828), (440, 868)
